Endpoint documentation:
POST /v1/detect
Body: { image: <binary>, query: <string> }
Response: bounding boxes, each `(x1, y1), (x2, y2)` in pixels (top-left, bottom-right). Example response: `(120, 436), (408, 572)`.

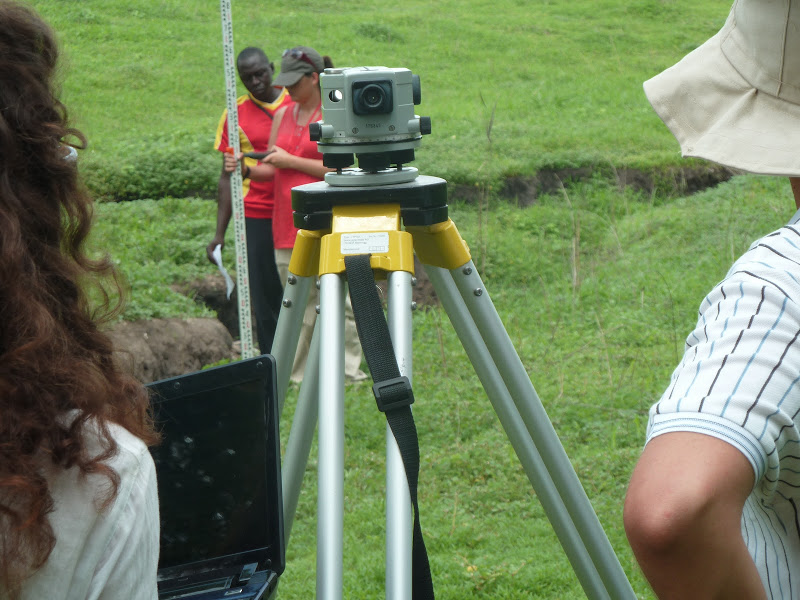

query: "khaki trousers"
(275, 248), (365, 382)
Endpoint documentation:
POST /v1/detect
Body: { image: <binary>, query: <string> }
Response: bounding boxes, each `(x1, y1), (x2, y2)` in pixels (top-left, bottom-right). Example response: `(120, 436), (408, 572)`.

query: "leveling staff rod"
(219, 0), (255, 359)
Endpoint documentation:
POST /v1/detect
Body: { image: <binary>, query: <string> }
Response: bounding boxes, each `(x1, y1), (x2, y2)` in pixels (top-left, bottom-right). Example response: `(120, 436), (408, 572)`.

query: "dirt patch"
(184, 255), (440, 340)
(108, 317), (233, 383)
(449, 164), (737, 205)
(410, 259), (438, 308)
(614, 164), (738, 196)
(174, 274), (241, 340)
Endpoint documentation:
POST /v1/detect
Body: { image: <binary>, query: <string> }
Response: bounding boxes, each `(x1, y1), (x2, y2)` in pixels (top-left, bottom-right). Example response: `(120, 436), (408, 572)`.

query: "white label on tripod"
(341, 232), (390, 255)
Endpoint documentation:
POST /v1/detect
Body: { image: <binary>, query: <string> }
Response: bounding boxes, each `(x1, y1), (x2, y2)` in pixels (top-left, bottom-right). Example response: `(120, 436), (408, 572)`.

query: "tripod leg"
(281, 321), (321, 542)
(385, 271), (413, 600)
(440, 261), (636, 600)
(426, 265), (611, 600)
(317, 272), (346, 600)
(271, 272), (314, 414)
(271, 264), (317, 547)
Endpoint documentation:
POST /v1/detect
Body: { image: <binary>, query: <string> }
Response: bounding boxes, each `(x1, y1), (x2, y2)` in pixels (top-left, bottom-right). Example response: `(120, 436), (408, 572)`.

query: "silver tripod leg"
(269, 266), (319, 543)
(281, 321), (320, 541)
(316, 272), (346, 600)
(426, 262), (636, 600)
(271, 272), (314, 414)
(385, 271), (413, 600)
(275, 259), (634, 598)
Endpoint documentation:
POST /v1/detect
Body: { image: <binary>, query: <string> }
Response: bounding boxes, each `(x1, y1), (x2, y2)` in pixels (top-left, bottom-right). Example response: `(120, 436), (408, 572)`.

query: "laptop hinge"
(239, 562), (258, 583)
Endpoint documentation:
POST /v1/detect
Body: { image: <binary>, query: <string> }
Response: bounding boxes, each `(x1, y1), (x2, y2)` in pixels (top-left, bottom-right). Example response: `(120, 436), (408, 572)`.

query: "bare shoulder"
(274, 105), (289, 123)
(269, 106), (289, 146)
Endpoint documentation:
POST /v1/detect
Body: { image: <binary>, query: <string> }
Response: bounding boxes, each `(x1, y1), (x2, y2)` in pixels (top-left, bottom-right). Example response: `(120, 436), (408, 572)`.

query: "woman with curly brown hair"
(0, 2), (160, 598)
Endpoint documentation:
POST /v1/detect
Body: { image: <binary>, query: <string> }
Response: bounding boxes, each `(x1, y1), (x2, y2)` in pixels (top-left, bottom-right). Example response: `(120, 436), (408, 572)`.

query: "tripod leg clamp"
(372, 376), (415, 412)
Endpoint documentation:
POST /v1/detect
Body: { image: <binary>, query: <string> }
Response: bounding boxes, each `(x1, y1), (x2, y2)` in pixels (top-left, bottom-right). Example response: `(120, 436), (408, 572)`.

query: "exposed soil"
(108, 317), (234, 384)
(449, 164), (737, 206)
(178, 254), (440, 343)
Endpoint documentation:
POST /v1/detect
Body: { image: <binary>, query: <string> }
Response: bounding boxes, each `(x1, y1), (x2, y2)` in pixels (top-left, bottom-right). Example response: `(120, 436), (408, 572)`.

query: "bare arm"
(221, 110), (286, 181)
(227, 107), (333, 181)
(264, 146), (333, 179)
(206, 158), (233, 263)
(244, 159), (276, 181)
(624, 432), (765, 599)
(262, 105), (332, 179)
(224, 152), (277, 182)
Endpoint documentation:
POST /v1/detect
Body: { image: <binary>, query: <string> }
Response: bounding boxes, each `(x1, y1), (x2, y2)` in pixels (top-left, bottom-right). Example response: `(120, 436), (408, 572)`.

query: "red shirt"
(215, 89), (293, 219)
(272, 103), (323, 248)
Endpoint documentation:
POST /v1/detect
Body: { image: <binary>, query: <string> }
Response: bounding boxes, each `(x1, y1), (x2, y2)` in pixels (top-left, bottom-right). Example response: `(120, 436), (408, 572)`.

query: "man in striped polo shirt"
(623, 1), (800, 598)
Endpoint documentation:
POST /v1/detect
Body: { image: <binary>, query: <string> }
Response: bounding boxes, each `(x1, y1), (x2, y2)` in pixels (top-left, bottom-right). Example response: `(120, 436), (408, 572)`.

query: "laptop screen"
(147, 356), (283, 578)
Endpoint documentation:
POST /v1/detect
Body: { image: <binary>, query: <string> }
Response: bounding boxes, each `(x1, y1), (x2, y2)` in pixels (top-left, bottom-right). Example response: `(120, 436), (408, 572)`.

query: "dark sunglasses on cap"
(283, 48), (318, 71)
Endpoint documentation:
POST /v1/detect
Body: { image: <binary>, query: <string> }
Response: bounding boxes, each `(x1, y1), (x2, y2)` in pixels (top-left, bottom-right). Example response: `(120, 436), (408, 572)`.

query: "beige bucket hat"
(644, 0), (800, 176)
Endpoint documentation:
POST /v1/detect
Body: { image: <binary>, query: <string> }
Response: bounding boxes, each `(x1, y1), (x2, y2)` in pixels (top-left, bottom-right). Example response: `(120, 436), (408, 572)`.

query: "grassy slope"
(89, 174), (797, 599)
(33, 0), (730, 184)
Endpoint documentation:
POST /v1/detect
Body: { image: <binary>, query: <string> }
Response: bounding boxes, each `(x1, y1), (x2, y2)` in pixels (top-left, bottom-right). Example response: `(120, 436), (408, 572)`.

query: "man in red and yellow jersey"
(207, 46), (293, 353)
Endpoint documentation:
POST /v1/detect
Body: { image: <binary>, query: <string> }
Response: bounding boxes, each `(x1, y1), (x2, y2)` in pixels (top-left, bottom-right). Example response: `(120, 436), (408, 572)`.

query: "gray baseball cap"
(273, 46), (324, 87)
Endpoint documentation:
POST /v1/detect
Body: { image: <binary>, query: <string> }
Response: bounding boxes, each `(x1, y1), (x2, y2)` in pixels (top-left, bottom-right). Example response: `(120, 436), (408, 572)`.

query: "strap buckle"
(372, 376), (415, 412)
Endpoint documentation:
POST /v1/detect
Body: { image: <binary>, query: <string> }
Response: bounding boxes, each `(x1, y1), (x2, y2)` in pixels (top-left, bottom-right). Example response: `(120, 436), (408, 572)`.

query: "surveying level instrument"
(270, 66), (636, 600)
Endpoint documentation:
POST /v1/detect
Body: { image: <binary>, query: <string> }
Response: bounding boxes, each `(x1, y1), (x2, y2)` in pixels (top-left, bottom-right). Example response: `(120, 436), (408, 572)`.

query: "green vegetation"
(30, 0), (791, 597)
(87, 175), (796, 599)
(35, 0), (729, 197)
(90, 197), (218, 320)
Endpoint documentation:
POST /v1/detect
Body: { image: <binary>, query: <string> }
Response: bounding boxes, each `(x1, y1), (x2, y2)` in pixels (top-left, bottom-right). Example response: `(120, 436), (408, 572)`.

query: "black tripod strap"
(344, 253), (435, 600)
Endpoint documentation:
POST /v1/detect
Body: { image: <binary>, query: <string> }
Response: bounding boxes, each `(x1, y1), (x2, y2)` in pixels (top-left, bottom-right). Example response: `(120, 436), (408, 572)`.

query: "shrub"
(80, 132), (219, 201)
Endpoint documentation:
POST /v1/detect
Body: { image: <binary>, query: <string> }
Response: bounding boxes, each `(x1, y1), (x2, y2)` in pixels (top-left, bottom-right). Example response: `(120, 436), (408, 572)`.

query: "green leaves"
(80, 132), (218, 201)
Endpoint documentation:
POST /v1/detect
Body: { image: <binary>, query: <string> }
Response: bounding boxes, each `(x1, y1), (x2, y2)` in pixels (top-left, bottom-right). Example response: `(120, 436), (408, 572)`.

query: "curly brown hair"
(0, 1), (158, 594)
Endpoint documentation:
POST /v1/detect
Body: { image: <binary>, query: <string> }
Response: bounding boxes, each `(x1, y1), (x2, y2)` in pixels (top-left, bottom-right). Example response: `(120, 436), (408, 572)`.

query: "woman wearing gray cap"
(624, 1), (800, 598)
(263, 46), (333, 260)
(226, 46), (365, 382)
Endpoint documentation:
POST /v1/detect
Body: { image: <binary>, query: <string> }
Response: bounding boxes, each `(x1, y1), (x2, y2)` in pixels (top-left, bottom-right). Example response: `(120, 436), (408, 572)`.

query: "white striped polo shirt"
(648, 210), (800, 599)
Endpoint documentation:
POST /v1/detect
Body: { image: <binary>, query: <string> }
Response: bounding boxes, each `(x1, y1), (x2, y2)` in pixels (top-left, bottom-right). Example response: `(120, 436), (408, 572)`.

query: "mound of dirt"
(109, 317), (234, 383)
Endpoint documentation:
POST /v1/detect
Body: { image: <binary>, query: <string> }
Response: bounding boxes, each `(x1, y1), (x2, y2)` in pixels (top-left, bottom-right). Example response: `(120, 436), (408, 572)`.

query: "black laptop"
(146, 356), (285, 600)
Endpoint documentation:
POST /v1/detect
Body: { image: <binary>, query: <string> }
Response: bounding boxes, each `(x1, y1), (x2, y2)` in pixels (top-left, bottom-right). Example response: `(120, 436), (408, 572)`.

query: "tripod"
(270, 173), (636, 600)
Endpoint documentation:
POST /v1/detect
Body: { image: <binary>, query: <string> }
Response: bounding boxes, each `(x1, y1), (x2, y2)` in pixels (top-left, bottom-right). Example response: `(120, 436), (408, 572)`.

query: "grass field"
(25, 0), (794, 597)
(32, 0), (731, 187)
(86, 174), (798, 599)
